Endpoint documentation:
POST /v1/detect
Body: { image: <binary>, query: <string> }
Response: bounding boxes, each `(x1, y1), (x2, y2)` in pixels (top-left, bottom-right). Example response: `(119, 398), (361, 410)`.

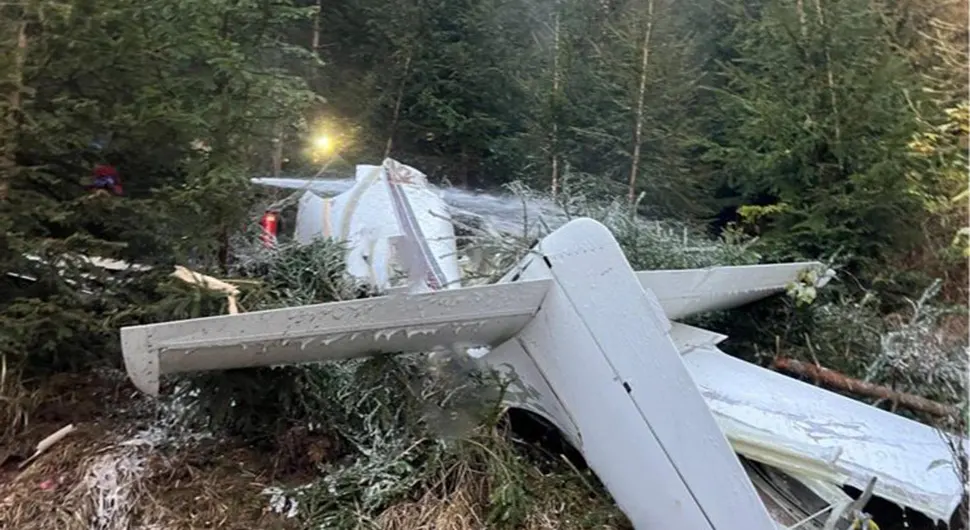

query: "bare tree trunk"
(312, 0), (322, 53)
(771, 357), (959, 418)
(796, 0), (807, 37)
(628, 0), (654, 206)
(384, 52), (412, 159)
(550, 7), (562, 198)
(271, 135), (283, 178)
(814, 0), (841, 152)
(459, 145), (470, 188)
(1, 20), (28, 202)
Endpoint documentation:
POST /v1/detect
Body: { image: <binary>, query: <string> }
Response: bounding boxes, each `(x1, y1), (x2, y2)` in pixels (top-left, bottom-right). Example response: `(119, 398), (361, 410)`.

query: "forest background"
(0, 0), (967, 528)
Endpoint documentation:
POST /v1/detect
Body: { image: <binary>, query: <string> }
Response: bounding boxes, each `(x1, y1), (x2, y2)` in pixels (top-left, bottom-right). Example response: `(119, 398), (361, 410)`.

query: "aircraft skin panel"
(684, 347), (965, 523)
(636, 262), (826, 320)
(261, 160), (461, 293)
(500, 218), (776, 530)
(121, 280), (551, 396)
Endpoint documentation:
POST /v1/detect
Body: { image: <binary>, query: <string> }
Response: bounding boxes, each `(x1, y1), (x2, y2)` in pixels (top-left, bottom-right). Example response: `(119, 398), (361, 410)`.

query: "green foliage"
(282, 356), (496, 527)
(236, 237), (363, 308)
(698, 0), (930, 274)
(264, 352), (627, 529)
(552, 176), (761, 270)
(0, 0), (319, 383)
(174, 238), (365, 440)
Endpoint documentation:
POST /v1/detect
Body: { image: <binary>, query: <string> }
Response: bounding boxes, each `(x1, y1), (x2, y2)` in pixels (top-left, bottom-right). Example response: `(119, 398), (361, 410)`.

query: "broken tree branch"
(771, 357), (958, 418)
(171, 265), (241, 314)
(18, 424), (75, 471)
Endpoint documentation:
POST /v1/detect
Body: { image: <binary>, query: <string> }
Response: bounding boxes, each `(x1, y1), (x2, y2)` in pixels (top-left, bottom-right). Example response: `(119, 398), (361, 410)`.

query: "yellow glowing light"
(313, 135), (333, 151)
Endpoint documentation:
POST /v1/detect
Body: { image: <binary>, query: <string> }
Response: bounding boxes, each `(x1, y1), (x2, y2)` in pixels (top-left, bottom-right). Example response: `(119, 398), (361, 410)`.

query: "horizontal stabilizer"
(637, 262), (828, 320)
(669, 322), (727, 355)
(121, 280), (551, 396)
(252, 177), (351, 196)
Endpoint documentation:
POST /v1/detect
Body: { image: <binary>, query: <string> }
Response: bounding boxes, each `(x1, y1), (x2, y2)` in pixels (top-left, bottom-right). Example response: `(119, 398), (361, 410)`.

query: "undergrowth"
(2, 181), (964, 529)
(169, 236), (629, 528)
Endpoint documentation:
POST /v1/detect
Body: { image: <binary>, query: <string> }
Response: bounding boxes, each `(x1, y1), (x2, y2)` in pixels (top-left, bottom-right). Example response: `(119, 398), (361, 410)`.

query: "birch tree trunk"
(628, 0), (654, 206)
(550, 6), (562, 197)
(271, 135), (283, 178)
(796, 0), (807, 37)
(384, 52), (412, 159)
(312, 0), (322, 53)
(814, 0), (841, 153)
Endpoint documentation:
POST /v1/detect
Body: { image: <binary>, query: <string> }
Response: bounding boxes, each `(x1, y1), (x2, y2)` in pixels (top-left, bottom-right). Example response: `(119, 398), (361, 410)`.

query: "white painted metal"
(485, 337), (582, 448)
(119, 218), (779, 529)
(256, 159), (461, 292)
(120, 280), (550, 396)
(669, 322), (728, 355)
(684, 347), (966, 523)
(490, 218), (777, 530)
(117, 200), (962, 526)
(637, 262), (830, 320)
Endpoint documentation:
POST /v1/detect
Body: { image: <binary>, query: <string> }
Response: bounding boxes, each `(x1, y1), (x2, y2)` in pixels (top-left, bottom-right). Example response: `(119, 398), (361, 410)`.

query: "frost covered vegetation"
(0, 0), (967, 527)
(149, 204), (766, 529)
(138, 187), (967, 528)
(1, 187), (966, 528)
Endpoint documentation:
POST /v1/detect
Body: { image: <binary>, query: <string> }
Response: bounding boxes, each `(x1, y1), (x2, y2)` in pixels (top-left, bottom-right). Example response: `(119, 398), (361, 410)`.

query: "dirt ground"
(0, 371), (312, 530)
(2, 370), (963, 530)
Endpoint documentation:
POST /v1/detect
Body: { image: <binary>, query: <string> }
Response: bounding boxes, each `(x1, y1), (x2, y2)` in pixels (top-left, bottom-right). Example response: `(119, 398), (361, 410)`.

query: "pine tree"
(562, 0), (712, 218)
(700, 0), (929, 273)
(0, 0), (318, 379)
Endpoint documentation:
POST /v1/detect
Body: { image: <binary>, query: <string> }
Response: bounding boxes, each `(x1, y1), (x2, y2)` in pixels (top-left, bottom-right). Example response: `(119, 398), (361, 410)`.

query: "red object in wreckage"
(91, 164), (124, 195)
(259, 211), (280, 248)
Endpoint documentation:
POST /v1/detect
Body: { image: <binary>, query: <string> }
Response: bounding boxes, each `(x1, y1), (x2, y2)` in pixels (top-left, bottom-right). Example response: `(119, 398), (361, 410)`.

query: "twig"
(771, 357), (958, 418)
(18, 424), (76, 470)
(559, 453), (598, 497)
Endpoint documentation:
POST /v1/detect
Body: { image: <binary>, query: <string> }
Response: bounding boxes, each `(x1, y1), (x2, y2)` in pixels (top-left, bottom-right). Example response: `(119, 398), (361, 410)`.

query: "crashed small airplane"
(121, 158), (966, 529)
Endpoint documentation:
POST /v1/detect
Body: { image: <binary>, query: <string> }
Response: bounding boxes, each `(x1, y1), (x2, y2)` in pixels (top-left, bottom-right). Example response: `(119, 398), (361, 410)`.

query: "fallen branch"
(18, 424), (76, 471)
(171, 265), (241, 314)
(771, 357), (958, 419)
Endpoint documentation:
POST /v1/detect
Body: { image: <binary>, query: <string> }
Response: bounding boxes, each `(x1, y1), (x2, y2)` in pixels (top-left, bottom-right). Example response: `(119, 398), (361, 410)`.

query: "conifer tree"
(0, 0), (318, 378)
(700, 0), (929, 272)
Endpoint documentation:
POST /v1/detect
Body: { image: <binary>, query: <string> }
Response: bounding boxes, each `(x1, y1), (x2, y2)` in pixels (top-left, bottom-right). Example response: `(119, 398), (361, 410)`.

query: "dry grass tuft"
(0, 423), (111, 529)
(137, 442), (304, 530)
(376, 485), (487, 530)
(0, 372), (306, 530)
(374, 458), (490, 530)
(372, 459), (630, 530)
(368, 431), (630, 530)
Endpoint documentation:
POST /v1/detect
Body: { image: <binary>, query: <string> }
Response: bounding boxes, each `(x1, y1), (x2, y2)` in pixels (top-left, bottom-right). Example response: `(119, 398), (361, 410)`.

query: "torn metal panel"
(684, 347), (966, 523)
(744, 457), (845, 529)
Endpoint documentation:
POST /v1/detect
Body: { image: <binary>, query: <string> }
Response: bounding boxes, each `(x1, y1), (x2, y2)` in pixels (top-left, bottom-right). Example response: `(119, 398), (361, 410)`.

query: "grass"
(0, 364), (629, 530)
(0, 375), (307, 530)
